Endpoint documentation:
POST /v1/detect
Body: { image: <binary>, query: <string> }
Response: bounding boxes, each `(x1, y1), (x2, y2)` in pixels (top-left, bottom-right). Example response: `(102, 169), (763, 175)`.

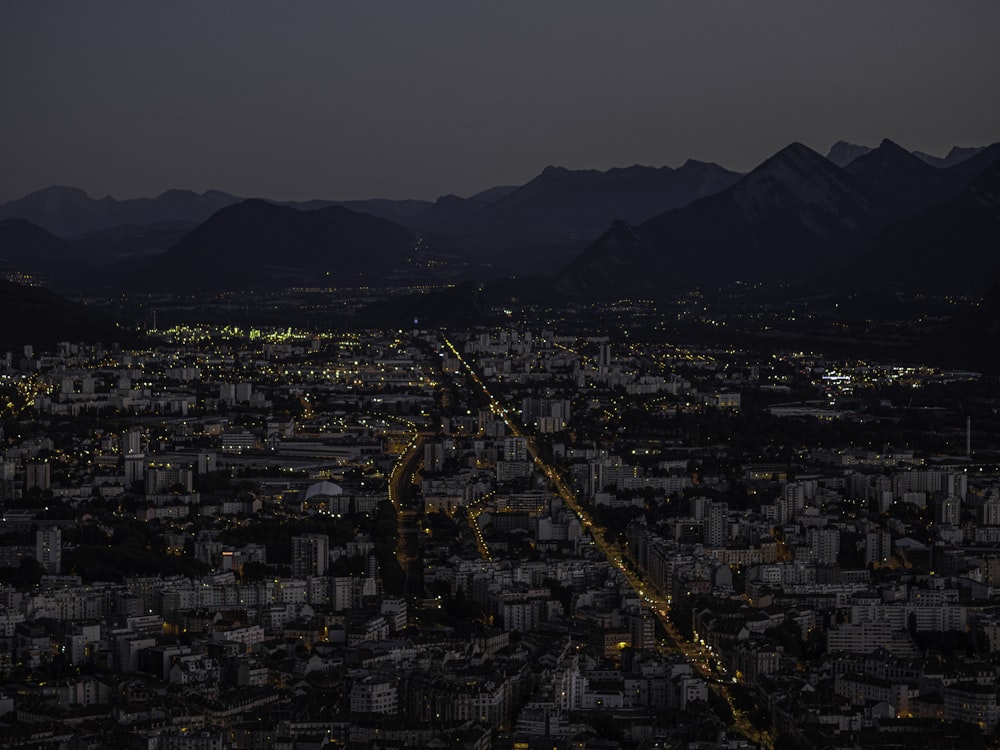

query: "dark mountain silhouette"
(945, 143), (1000, 184)
(0, 186), (240, 236)
(913, 145), (985, 169)
(0, 279), (134, 350)
(411, 194), (495, 237)
(843, 138), (969, 219)
(279, 197), (432, 227)
(411, 160), (742, 272)
(7, 139), (997, 298)
(125, 199), (420, 292)
(555, 143), (885, 296)
(842, 157), (1000, 296)
(467, 185), (518, 204)
(0, 218), (71, 263)
(0, 185), (441, 239)
(0, 218), (89, 289)
(826, 141), (872, 167)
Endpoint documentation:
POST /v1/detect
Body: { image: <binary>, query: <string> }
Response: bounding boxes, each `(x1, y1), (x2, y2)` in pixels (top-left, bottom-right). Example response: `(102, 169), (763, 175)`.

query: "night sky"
(2, 1), (998, 204)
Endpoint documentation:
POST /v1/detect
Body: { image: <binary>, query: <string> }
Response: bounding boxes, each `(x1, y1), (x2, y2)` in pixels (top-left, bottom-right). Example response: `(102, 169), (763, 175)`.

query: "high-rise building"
(0, 460), (15, 502)
(145, 464), (193, 494)
(865, 529), (892, 567)
(123, 429), (143, 456)
(809, 527), (841, 564)
(36, 527), (61, 574)
(598, 343), (612, 368)
(236, 382), (253, 403)
(292, 534), (329, 578)
(936, 496), (962, 526)
(704, 501), (729, 547)
(982, 500), (1000, 527)
(503, 437), (528, 462)
(25, 461), (50, 492)
(125, 455), (145, 487)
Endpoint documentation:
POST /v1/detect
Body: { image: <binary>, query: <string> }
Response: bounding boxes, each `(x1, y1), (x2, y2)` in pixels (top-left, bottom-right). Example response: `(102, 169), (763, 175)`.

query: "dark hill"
(126, 200), (419, 292)
(555, 143), (884, 297)
(0, 218), (92, 289)
(0, 279), (134, 350)
(280, 197), (432, 227)
(0, 218), (70, 263)
(843, 157), (1000, 296)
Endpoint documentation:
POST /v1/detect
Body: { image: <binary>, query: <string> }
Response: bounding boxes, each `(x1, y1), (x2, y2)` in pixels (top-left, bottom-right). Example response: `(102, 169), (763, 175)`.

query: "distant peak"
(203, 189), (239, 202)
(239, 198), (275, 208)
(156, 188), (197, 199)
(222, 198), (285, 216)
(826, 141), (872, 167)
(847, 139), (929, 174)
(875, 138), (912, 156)
(782, 141), (817, 157)
(764, 142), (828, 170)
(29, 185), (92, 200)
(540, 165), (570, 177)
(947, 145), (985, 159)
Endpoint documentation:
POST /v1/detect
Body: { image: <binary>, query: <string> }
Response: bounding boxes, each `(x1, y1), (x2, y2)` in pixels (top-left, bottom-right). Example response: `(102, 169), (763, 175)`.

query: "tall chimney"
(967, 416), (972, 459)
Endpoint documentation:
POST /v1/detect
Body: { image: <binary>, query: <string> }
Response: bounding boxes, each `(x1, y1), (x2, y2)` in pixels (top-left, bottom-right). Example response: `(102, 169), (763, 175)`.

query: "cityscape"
(2, 3), (1000, 749)
(1, 293), (1000, 749)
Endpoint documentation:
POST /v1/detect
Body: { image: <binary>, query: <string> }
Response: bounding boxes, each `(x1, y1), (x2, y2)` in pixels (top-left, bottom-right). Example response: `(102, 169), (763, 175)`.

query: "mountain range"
(0, 159), (746, 291)
(0, 187), (240, 237)
(553, 139), (1000, 298)
(0, 138), (997, 300)
(844, 153), (1000, 295)
(410, 160), (742, 272)
(827, 141), (985, 169)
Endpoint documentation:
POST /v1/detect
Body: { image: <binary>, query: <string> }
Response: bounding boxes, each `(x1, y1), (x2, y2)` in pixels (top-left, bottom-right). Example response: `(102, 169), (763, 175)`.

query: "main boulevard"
(442, 336), (774, 748)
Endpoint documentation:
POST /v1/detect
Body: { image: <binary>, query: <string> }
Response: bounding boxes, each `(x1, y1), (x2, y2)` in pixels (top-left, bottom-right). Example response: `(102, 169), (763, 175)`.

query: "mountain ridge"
(556, 142), (896, 296)
(125, 199), (420, 293)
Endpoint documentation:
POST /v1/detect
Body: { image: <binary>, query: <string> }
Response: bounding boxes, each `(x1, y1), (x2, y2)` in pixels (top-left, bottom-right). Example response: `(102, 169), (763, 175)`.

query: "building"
(704, 501), (728, 547)
(292, 534), (329, 578)
(351, 675), (398, 714)
(25, 461), (50, 492)
(865, 529), (892, 567)
(35, 527), (61, 574)
(503, 436), (528, 462)
(944, 681), (1000, 731)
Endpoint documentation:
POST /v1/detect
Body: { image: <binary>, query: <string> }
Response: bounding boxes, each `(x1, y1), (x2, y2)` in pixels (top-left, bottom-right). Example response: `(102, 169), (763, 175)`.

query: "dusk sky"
(2, 1), (998, 204)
